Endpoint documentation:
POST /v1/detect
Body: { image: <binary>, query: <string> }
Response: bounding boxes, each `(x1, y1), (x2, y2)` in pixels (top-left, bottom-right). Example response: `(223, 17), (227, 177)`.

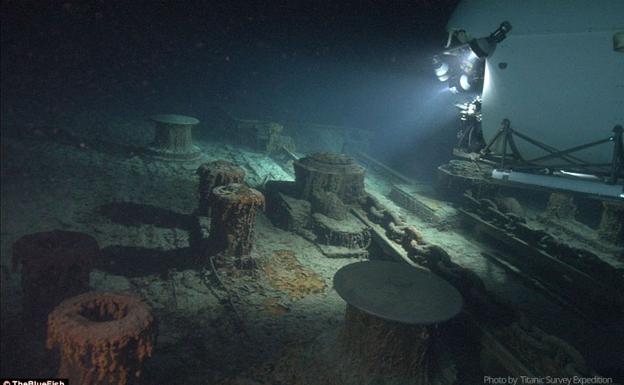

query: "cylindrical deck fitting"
(333, 261), (463, 385)
(196, 160), (246, 216)
(544, 192), (577, 220)
(598, 201), (624, 245)
(12, 230), (99, 332)
(340, 304), (430, 384)
(208, 183), (265, 268)
(293, 153), (366, 204)
(147, 114), (201, 160)
(47, 291), (157, 385)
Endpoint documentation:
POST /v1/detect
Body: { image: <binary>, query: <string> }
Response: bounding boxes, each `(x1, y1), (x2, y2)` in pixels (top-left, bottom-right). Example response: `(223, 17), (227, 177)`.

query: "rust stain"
(261, 249), (326, 300)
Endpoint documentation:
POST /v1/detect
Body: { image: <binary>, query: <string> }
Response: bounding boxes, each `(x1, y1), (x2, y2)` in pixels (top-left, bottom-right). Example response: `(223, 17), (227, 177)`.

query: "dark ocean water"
(1, 0), (462, 179)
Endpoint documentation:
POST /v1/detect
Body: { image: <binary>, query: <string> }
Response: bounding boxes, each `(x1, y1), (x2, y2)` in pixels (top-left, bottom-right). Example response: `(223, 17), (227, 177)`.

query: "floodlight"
(468, 21), (512, 58)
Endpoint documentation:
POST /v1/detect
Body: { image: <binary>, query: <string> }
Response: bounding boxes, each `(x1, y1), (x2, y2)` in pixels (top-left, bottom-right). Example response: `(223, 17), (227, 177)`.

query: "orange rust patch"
(261, 250), (326, 300)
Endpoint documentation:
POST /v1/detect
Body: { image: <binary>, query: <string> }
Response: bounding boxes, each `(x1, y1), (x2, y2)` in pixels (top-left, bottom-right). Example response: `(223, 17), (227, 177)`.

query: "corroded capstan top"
(293, 152), (366, 204)
(212, 183), (265, 208)
(333, 260), (463, 325)
(150, 114), (199, 126)
(197, 160), (246, 179)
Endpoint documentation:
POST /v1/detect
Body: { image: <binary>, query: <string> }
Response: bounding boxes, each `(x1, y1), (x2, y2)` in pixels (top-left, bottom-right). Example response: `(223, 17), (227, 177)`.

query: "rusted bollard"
(47, 291), (157, 385)
(196, 160), (246, 216)
(12, 230), (99, 332)
(208, 183), (265, 268)
(544, 192), (577, 220)
(598, 201), (624, 245)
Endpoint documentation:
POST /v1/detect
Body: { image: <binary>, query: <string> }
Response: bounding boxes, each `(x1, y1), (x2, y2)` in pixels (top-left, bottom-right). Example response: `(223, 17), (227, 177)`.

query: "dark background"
(1, 0), (462, 178)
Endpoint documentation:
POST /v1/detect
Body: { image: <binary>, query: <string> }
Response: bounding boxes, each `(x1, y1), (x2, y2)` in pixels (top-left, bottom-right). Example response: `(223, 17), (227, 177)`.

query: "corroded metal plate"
(333, 260), (463, 325)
